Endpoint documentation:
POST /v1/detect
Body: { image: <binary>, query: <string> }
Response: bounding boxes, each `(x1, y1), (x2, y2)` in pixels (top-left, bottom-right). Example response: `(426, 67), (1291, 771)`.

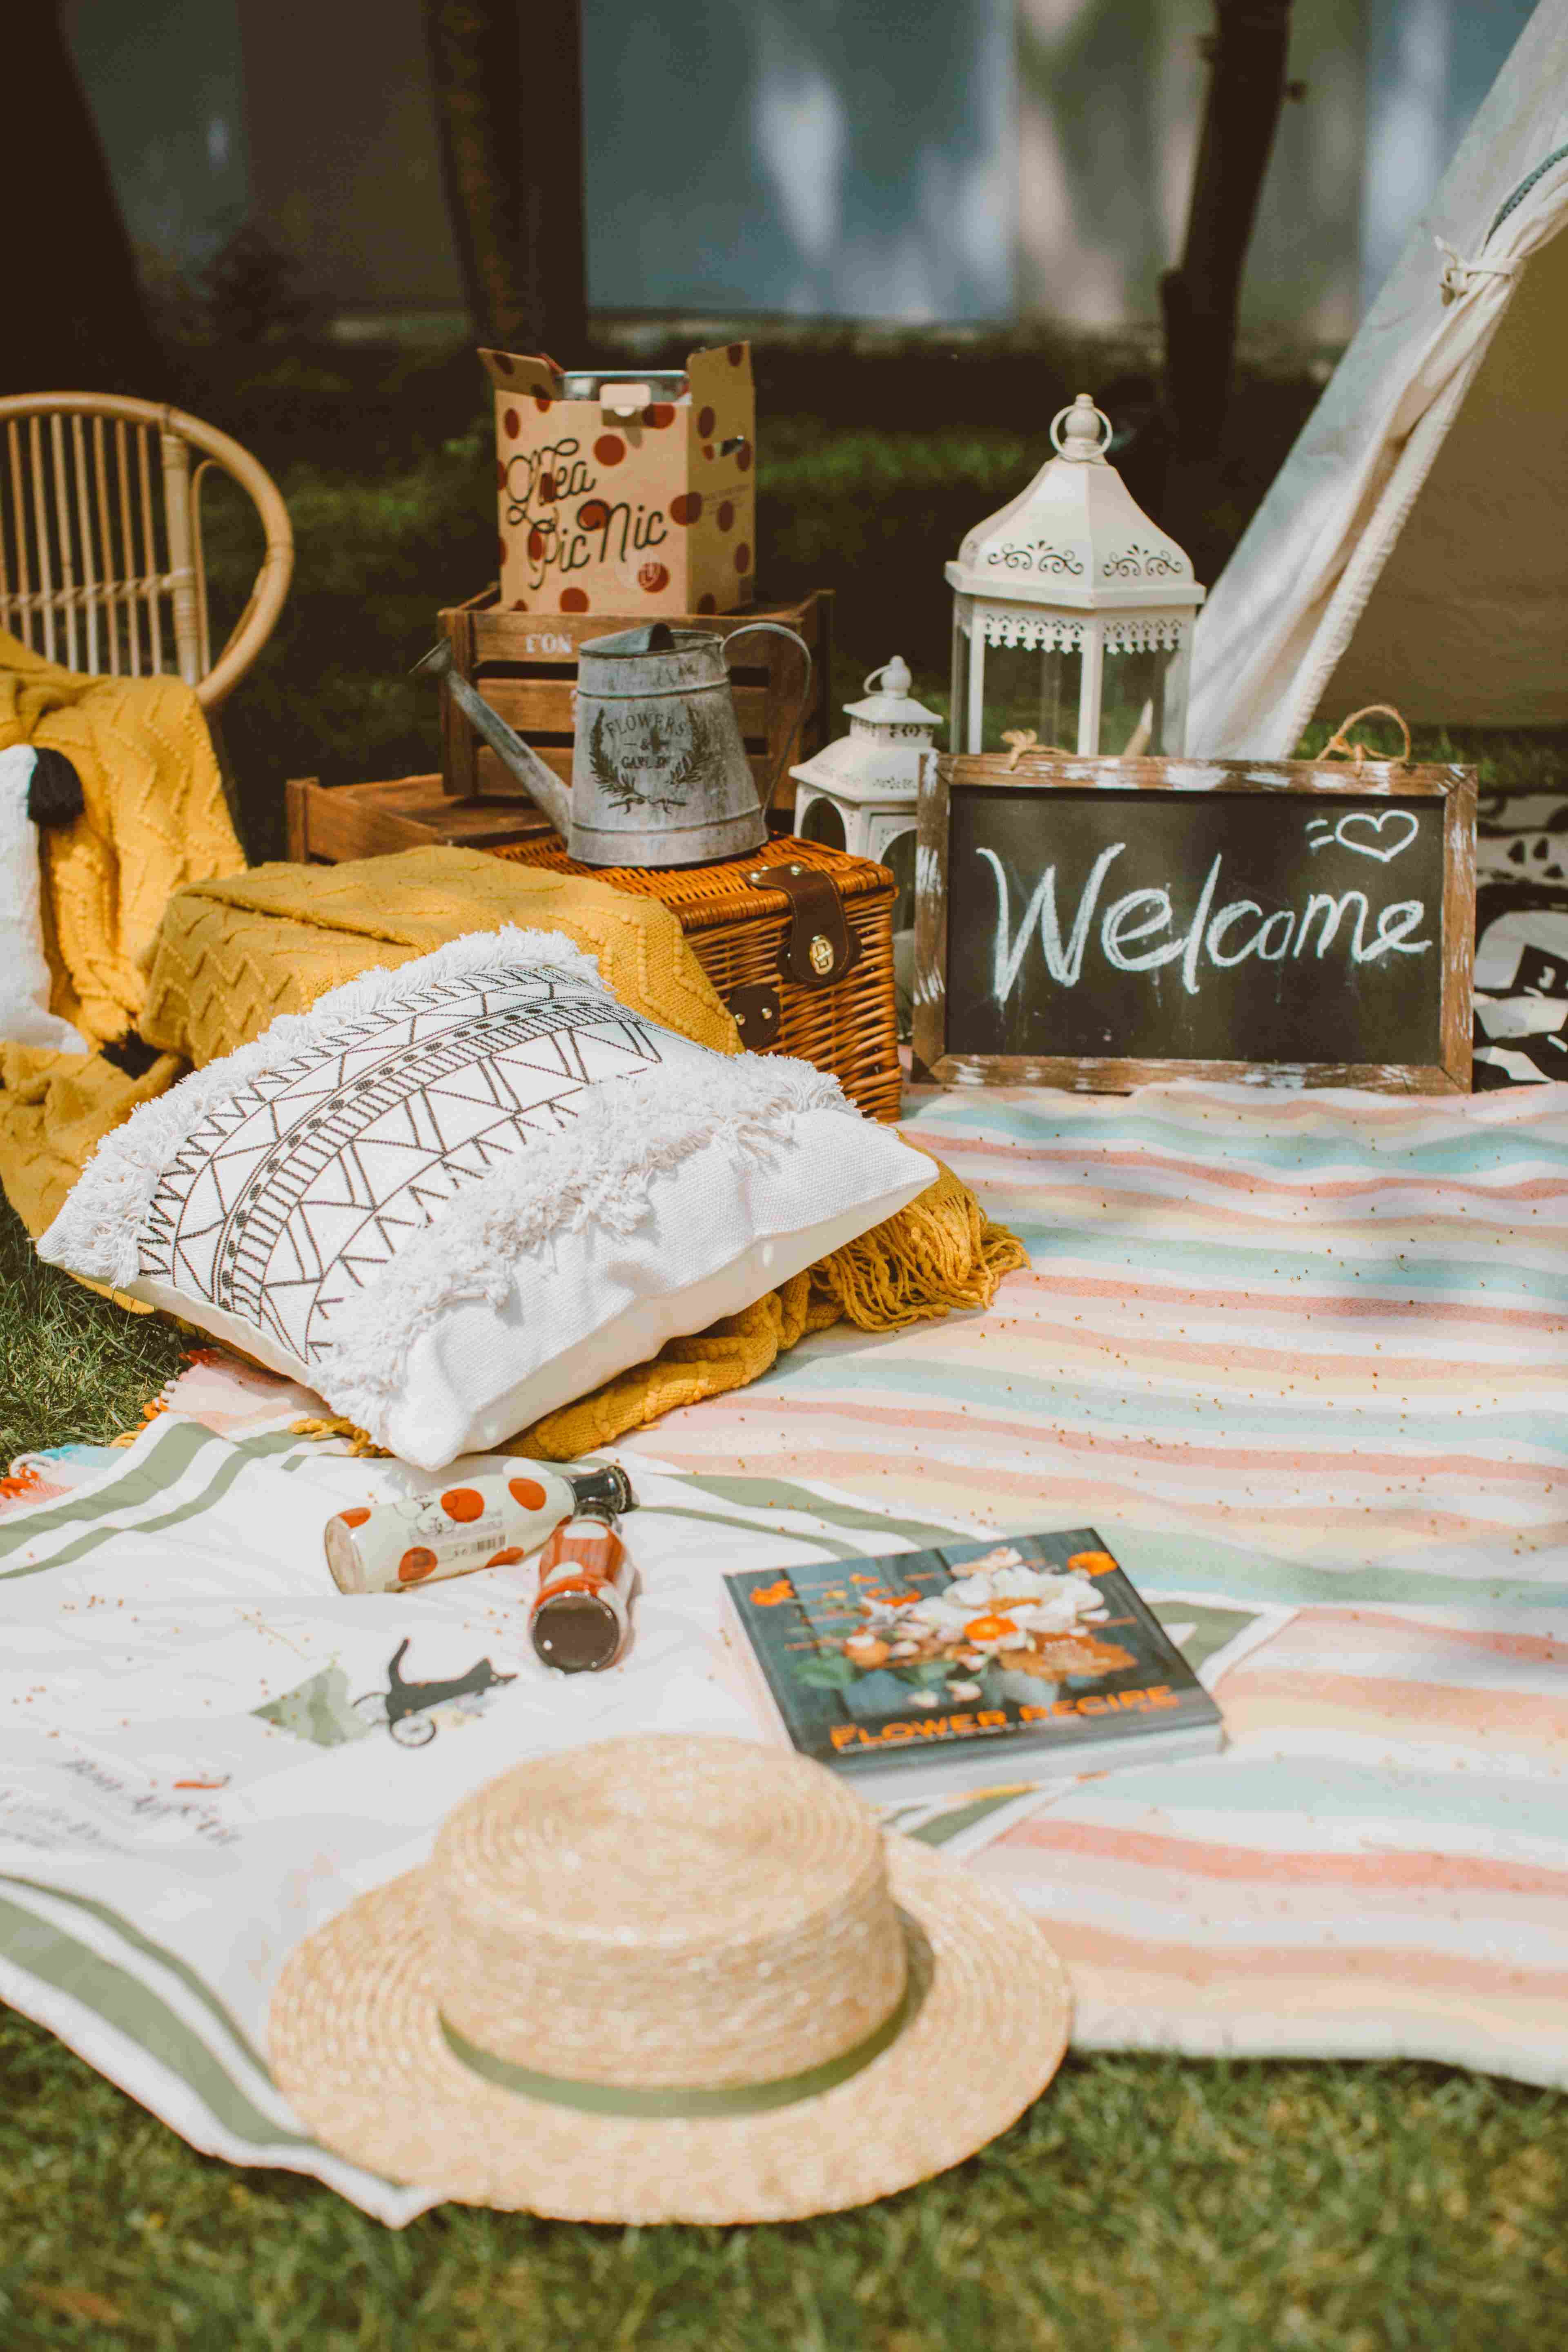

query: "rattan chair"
(0, 392), (293, 710)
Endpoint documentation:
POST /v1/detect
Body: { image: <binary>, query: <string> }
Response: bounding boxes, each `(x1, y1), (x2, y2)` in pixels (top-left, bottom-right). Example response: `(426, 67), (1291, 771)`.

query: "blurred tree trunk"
(423, 0), (588, 359)
(1161, 0), (1295, 460)
(6, 4), (168, 396)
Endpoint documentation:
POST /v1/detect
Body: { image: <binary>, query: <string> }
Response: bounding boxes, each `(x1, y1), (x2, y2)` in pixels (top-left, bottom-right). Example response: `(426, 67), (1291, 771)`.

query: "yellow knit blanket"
(3, 811), (1025, 1457)
(0, 632), (245, 1252)
(0, 630), (243, 1045)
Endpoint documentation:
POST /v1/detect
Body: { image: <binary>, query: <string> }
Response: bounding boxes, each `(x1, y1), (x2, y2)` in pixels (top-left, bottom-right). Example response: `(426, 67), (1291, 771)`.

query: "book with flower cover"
(720, 1528), (1223, 1800)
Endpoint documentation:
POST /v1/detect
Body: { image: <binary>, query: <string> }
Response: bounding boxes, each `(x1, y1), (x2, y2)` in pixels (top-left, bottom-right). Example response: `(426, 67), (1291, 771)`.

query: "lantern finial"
(1052, 394), (1112, 463)
(866, 654), (914, 698)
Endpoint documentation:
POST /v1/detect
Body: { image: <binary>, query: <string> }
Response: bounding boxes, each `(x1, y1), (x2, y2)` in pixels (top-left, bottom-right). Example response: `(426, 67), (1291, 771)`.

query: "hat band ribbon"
(438, 1969), (921, 2120)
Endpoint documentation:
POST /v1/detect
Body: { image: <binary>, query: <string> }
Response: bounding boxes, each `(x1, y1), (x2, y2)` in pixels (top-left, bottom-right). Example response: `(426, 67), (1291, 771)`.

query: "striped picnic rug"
(611, 1081), (1568, 2082)
(2, 1079), (1565, 2215)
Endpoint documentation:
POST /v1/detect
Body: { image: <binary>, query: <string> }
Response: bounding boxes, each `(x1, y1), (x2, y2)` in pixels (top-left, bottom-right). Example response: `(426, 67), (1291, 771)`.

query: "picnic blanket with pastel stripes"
(2, 1079), (1566, 2219)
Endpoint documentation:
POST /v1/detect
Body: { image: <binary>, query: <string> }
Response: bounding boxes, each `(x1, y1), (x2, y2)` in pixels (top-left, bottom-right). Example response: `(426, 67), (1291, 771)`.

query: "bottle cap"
(532, 1592), (622, 1673)
(567, 1464), (637, 1517)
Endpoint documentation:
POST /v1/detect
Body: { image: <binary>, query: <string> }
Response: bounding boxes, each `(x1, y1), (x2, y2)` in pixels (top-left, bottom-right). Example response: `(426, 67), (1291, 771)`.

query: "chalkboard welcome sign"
(913, 751), (1476, 1091)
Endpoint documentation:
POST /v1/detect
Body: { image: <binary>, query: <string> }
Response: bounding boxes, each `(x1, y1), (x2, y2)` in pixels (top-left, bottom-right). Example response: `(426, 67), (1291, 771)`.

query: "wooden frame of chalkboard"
(913, 750), (1476, 1093)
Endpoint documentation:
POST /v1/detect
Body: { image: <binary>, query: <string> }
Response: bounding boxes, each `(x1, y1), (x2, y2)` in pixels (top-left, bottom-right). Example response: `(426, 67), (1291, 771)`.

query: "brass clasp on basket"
(746, 861), (862, 990)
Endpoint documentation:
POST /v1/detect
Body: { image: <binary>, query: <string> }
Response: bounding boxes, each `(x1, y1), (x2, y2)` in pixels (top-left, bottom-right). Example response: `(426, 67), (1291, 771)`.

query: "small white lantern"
(945, 392), (1205, 759)
(790, 654), (940, 1038)
(790, 650), (939, 897)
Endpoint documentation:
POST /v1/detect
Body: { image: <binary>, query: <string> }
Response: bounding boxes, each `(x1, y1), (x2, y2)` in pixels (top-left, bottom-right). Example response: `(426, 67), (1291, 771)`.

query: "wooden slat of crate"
(284, 774), (554, 864)
(438, 586), (834, 815)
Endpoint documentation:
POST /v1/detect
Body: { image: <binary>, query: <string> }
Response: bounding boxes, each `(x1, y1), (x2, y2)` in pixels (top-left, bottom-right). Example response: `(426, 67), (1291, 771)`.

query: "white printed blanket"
(6, 1405), (1261, 2223)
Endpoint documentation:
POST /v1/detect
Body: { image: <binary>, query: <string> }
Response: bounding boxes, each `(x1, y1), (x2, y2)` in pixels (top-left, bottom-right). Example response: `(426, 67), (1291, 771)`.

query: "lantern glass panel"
(883, 824), (915, 935)
(951, 621), (970, 745)
(799, 796), (847, 852)
(1098, 644), (1181, 756)
(885, 827), (916, 1040)
(977, 640), (1082, 754)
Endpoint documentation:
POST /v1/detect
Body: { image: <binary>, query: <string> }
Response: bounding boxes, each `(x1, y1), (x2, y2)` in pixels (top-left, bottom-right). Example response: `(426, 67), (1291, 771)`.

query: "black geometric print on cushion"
(138, 966), (667, 1364)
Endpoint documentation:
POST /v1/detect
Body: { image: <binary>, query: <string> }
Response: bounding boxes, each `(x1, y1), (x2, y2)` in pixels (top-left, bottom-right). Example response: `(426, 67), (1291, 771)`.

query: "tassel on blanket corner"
(291, 1415), (392, 1460)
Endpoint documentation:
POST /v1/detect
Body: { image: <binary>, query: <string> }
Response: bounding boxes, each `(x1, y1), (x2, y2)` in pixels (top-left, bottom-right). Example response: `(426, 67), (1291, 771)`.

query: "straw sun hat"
(269, 1733), (1071, 2223)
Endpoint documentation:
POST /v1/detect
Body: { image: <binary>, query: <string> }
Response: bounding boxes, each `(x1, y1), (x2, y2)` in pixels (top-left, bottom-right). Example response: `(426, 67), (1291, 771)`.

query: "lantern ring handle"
(1050, 400), (1113, 456)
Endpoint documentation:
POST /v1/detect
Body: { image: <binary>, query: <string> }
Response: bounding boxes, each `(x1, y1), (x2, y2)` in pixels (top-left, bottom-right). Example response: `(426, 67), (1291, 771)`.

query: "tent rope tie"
(1435, 237), (1519, 305)
(1322, 705), (1412, 770)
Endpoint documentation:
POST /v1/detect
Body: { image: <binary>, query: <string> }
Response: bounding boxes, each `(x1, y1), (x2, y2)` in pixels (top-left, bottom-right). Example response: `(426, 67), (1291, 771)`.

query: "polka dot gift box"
(482, 345), (756, 618)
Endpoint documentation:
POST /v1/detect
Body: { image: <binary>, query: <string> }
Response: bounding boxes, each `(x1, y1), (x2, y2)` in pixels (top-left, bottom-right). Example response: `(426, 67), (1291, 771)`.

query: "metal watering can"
(414, 621), (812, 867)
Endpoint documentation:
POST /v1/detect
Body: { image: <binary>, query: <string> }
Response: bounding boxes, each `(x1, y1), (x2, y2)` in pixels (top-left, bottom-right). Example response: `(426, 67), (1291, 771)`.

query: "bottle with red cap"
(324, 1462), (634, 1596)
(528, 1499), (637, 1672)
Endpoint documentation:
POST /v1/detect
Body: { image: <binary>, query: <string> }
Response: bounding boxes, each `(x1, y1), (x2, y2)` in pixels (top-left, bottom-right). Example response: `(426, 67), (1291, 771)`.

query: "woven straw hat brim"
(268, 1836), (1071, 2225)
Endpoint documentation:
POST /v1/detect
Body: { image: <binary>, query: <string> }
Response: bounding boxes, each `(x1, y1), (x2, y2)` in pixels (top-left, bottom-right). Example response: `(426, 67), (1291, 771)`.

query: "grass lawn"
(2, 386), (1566, 2348)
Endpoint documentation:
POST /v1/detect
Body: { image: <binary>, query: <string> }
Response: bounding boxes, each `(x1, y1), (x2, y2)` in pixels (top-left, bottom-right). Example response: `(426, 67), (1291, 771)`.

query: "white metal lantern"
(790, 653), (938, 864)
(945, 392), (1205, 759)
(790, 654), (940, 1038)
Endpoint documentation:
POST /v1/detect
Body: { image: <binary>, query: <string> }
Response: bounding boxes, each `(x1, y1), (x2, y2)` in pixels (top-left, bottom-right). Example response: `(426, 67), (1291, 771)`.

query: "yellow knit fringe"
(811, 1155), (1029, 1331)
(291, 1416), (393, 1459)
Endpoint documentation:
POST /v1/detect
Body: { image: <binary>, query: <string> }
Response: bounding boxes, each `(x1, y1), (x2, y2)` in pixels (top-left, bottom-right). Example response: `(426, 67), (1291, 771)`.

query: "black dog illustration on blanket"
(354, 1639), (516, 1746)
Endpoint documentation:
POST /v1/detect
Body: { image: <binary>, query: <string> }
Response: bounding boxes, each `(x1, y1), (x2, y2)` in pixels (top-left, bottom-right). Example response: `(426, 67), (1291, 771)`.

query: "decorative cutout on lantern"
(946, 393), (1205, 759)
(789, 654), (940, 1037)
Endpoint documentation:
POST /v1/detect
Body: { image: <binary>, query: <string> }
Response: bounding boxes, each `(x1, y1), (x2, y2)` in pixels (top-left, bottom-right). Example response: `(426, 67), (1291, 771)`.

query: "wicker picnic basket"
(493, 832), (902, 1123)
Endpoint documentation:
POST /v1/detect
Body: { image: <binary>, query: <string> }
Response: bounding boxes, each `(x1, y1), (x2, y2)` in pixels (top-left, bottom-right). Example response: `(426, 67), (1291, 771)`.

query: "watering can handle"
(723, 624), (814, 809)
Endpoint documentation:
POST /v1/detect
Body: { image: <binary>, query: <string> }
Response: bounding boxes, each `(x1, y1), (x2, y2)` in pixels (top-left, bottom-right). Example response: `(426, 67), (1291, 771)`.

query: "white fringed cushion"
(39, 929), (932, 1468)
(0, 744), (89, 1054)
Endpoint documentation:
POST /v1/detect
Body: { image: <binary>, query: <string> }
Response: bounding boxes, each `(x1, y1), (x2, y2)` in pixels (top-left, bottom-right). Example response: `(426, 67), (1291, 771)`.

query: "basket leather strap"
(728, 982), (782, 1047)
(747, 860), (862, 989)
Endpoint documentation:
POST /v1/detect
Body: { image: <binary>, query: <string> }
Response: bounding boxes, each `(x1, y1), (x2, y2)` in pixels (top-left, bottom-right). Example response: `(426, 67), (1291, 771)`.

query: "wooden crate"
(284, 772), (554, 864)
(494, 832), (902, 1123)
(436, 585), (834, 818)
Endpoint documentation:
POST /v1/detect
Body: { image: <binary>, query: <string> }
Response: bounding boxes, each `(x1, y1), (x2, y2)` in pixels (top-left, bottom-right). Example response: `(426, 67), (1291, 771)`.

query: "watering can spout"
(411, 640), (574, 839)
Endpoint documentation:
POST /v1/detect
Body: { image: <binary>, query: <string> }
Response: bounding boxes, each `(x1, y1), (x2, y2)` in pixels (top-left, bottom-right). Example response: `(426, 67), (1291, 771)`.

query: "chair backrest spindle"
(0, 428), (13, 650)
(6, 422), (32, 653)
(49, 414), (80, 672)
(189, 457), (218, 677)
(90, 416), (117, 676)
(114, 418), (140, 677)
(160, 428), (202, 687)
(136, 423), (163, 677)
(29, 417), (57, 664)
(71, 415), (100, 676)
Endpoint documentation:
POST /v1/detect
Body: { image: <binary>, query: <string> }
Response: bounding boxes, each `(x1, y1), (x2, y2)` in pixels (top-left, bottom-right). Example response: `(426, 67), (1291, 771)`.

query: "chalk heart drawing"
(1306, 809), (1420, 863)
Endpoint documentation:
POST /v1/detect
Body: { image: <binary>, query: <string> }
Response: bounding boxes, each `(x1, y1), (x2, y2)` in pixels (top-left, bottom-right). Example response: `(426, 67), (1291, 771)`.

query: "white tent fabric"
(1190, 2), (1568, 758)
